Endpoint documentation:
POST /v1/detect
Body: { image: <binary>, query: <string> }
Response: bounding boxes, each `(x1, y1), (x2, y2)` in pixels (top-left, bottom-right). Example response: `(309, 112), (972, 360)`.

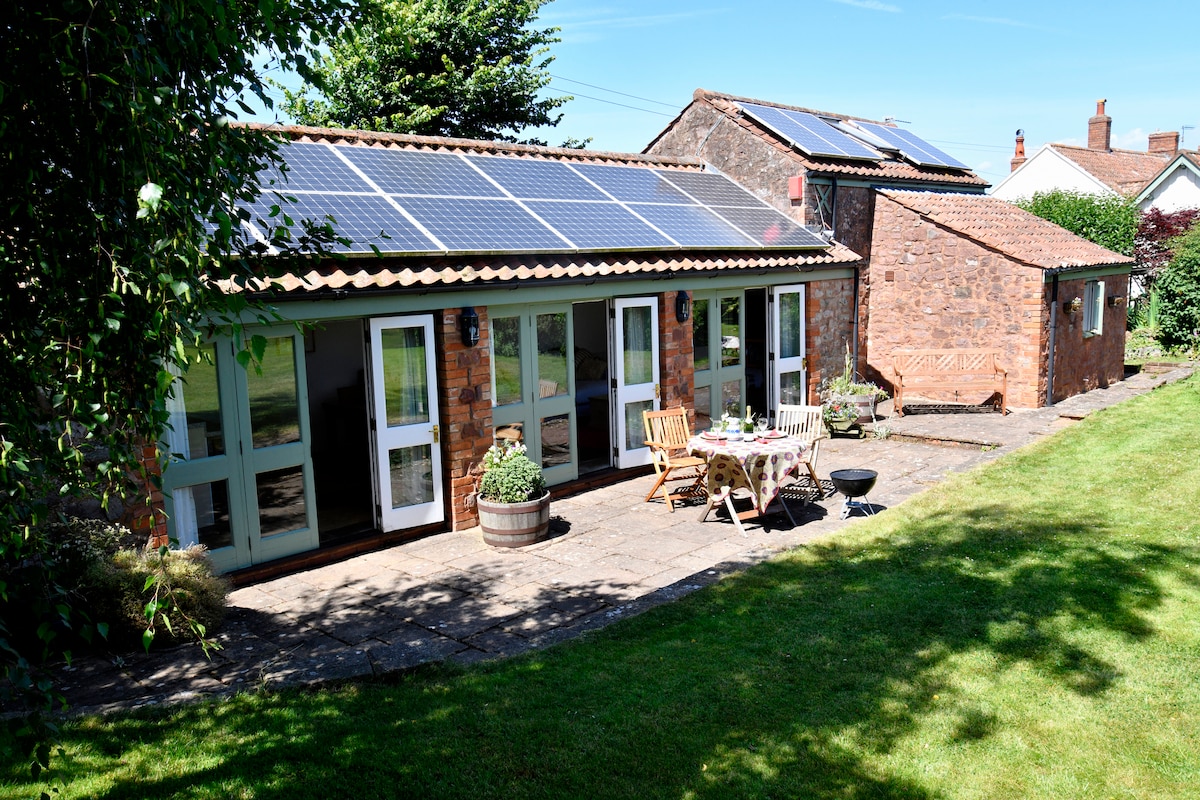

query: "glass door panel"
(534, 310), (575, 484)
(614, 297), (659, 468)
(368, 316), (444, 531)
(771, 285), (808, 411)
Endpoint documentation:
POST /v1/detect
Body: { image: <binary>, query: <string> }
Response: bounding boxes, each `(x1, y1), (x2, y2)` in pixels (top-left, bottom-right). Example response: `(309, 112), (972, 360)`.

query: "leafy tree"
(1156, 224), (1200, 351)
(285, 0), (573, 145)
(1135, 207), (1200, 276)
(1015, 190), (1140, 257)
(1, 0), (350, 776)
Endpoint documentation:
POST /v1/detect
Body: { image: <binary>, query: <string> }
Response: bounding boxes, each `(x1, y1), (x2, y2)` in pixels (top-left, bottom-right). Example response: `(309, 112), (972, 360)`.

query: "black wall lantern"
(675, 290), (691, 323)
(460, 307), (480, 347)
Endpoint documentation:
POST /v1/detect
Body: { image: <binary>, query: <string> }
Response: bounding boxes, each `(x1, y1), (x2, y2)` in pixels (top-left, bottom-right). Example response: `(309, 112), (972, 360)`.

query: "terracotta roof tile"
(673, 90), (989, 189)
(878, 190), (1133, 270)
(1049, 144), (1172, 196)
(224, 242), (861, 296)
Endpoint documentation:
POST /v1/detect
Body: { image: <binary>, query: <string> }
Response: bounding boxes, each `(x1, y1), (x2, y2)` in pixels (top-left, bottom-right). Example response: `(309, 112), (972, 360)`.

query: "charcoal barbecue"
(829, 468), (878, 519)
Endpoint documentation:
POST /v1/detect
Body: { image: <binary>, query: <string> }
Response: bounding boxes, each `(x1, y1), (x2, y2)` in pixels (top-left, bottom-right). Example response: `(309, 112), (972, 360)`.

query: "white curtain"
(164, 366), (200, 548)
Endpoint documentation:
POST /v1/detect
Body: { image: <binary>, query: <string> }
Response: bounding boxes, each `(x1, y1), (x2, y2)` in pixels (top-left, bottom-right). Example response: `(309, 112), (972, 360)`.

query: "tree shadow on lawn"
(33, 499), (1200, 800)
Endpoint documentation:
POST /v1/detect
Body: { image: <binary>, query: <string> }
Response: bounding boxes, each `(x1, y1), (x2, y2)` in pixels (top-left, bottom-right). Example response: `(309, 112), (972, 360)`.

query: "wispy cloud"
(541, 7), (729, 42)
(832, 0), (901, 12)
(943, 13), (1037, 29)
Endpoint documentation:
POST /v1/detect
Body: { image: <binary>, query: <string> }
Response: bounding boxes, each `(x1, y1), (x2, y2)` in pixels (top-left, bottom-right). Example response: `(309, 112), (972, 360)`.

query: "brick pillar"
(658, 291), (696, 417)
(126, 442), (168, 547)
(438, 307), (494, 530)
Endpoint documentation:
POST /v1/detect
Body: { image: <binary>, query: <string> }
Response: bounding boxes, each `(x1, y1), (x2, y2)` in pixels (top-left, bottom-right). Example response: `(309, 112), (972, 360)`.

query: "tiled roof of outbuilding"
(649, 90), (990, 189)
(878, 190), (1134, 271)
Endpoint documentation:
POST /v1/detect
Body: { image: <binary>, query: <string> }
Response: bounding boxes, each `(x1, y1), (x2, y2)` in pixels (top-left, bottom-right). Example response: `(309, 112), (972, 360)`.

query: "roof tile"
(1049, 144), (1172, 196)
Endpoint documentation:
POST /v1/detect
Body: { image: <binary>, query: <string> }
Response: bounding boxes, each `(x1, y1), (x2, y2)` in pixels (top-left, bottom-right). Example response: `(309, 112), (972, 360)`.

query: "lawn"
(5, 376), (1200, 799)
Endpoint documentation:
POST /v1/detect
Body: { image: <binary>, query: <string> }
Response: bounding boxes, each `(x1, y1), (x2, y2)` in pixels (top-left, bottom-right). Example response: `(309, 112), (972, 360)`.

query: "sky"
(248, 0), (1200, 189)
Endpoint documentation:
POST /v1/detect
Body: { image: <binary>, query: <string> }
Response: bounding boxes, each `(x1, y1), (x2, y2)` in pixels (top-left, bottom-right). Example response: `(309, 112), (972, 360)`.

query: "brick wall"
(659, 292), (696, 412)
(868, 195), (1047, 409)
(438, 307), (494, 530)
(806, 276), (857, 401)
(128, 443), (168, 548)
(1050, 275), (1129, 402)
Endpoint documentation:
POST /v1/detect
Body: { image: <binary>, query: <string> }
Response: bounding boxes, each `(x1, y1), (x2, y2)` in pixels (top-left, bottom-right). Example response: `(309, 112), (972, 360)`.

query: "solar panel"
(848, 121), (970, 170)
(569, 163), (692, 204)
(657, 170), (763, 207)
(629, 203), (755, 248)
(259, 142), (375, 193)
(736, 102), (882, 161)
(708, 206), (827, 248)
(339, 148), (505, 198)
(394, 196), (570, 251)
(466, 156), (608, 201)
(246, 193), (438, 253)
(524, 201), (675, 249)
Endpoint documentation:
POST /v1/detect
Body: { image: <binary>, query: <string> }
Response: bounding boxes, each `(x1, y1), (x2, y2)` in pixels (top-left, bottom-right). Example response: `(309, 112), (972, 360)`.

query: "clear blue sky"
(249, 0), (1200, 189)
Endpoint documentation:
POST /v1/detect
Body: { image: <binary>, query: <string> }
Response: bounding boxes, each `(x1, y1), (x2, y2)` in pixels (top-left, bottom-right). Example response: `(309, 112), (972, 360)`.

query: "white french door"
(613, 297), (660, 468)
(770, 284), (808, 411)
(367, 316), (444, 532)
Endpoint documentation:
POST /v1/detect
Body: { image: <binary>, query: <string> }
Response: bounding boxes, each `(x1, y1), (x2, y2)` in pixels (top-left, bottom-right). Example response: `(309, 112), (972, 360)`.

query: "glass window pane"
(623, 306), (654, 385)
(693, 298), (710, 372)
(721, 297), (741, 367)
(257, 465), (307, 537)
(175, 480), (232, 551)
(695, 385), (712, 431)
(721, 380), (742, 419)
(541, 414), (571, 468)
(179, 344), (223, 459)
(388, 445), (434, 509)
(779, 371), (806, 406)
(492, 316), (523, 406)
(382, 327), (429, 426)
(625, 399), (654, 451)
(536, 313), (568, 396)
(248, 336), (300, 448)
(779, 292), (803, 359)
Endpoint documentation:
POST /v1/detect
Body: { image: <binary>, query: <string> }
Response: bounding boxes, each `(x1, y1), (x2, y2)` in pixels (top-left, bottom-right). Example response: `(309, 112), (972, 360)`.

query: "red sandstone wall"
(659, 292), (696, 413)
(1050, 275), (1129, 402)
(439, 307), (494, 530)
(806, 276), (858, 401)
(868, 195), (1047, 409)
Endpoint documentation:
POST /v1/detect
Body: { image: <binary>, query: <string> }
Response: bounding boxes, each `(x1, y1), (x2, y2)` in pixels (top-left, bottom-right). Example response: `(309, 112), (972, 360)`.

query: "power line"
(555, 85), (676, 117)
(549, 74), (677, 108)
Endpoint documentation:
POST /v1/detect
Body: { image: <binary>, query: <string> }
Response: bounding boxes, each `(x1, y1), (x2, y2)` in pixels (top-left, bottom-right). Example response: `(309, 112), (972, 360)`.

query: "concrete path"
(50, 366), (1193, 717)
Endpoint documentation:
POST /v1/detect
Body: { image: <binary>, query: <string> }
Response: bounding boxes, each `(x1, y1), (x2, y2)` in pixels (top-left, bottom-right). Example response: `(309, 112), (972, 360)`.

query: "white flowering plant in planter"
(477, 441), (548, 504)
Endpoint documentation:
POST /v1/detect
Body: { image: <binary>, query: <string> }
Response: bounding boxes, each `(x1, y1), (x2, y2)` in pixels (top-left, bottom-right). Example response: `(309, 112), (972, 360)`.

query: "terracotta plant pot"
(478, 491), (551, 548)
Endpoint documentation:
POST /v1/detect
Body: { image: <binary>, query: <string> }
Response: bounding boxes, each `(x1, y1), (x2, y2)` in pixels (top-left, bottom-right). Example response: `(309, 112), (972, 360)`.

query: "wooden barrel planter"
(477, 492), (551, 548)
(848, 394), (877, 423)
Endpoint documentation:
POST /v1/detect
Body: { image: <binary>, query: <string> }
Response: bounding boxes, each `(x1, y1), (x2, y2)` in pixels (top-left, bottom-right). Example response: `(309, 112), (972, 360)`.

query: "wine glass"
(755, 416), (769, 435)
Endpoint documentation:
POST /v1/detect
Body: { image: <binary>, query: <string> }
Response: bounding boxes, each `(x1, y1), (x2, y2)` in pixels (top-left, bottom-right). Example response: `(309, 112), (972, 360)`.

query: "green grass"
(6, 376), (1200, 799)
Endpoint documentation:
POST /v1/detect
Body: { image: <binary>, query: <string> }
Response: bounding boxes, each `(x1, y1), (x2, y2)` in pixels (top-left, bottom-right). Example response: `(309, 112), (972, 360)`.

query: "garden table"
(687, 432), (807, 534)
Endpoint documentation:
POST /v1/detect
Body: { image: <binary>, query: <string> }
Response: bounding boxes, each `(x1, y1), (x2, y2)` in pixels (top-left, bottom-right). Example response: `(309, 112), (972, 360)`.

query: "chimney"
(1148, 131), (1179, 154)
(1088, 99), (1111, 151)
(1010, 129), (1026, 172)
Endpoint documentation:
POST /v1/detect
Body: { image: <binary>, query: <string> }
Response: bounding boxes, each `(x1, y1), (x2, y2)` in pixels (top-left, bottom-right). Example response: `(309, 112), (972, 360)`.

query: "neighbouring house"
(870, 191), (1133, 409)
(645, 90), (1132, 411)
(1137, 151), (1200, 213)
(991, 99), (1198, 211)
(152, 125), (862, 573)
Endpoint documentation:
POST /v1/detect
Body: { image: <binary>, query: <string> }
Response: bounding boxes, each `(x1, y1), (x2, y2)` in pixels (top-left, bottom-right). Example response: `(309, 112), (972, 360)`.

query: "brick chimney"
(1010, 129), (1026, 172)
(1088, 99), (1111, 151)
(1148, 131), (1179, 154)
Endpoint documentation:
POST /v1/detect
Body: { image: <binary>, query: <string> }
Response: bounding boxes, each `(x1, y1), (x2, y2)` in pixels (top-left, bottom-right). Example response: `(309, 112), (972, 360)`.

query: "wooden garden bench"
(892, 349), (1008, 416)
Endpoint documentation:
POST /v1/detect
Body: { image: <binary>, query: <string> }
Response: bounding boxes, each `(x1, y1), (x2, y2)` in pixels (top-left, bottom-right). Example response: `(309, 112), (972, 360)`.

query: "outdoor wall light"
(1063, 297), (1083, 315)
(675, 290), (691, 323)
(460, 307), (480, 347)
(1107, 295), (1126, 307)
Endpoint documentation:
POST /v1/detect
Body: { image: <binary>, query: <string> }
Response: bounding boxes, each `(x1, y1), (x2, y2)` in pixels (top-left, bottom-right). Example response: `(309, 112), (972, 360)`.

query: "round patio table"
(688, 432), (807, 534)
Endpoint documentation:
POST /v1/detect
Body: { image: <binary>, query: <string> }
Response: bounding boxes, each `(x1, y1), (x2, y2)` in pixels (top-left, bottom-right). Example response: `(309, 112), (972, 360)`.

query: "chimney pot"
(1088, 98), (1112, 152)
(1010, 130), (1027, 172)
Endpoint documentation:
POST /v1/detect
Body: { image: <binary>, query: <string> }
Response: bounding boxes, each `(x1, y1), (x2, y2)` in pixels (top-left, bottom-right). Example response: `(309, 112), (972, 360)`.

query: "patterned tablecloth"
(687, 433), (807, 514)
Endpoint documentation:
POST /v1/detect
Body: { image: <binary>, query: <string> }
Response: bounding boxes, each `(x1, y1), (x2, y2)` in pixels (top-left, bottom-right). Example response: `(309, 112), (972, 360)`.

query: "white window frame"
(1083, 279), (1104, 337)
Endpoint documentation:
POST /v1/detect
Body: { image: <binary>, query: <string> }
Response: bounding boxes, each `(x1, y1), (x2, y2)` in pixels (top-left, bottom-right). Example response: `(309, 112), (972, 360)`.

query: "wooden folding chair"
(776, 403), (827, 499)
(642, 407), (708, 511)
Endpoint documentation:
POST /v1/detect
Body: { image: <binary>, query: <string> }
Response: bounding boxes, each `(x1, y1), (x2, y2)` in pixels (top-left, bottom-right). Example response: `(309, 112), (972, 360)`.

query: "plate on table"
(760, 429), (787, 440)
(701, 431), (727, 441)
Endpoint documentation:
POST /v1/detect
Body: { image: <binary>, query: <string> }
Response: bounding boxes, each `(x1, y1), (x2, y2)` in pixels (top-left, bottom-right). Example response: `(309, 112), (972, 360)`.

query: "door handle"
(432, 424), (439, 443)
(654, 383), (661, 399)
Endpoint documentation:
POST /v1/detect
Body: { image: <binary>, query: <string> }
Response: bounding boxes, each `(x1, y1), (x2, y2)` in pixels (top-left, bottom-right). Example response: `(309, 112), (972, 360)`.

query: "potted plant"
(822, 396), (861, 436)
(474, 441), (551, 547)
(821, 346), (889, 424)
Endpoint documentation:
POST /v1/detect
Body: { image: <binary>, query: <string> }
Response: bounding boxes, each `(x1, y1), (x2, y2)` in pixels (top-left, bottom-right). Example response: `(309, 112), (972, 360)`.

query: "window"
(1083, 279), (1104, 337)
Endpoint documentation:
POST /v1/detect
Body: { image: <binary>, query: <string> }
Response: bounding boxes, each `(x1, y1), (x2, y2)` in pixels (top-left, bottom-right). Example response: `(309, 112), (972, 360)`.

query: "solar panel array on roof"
(848, 121), (970, 170)
(736, 102), (882, 161)
(239, 141), (830, 255)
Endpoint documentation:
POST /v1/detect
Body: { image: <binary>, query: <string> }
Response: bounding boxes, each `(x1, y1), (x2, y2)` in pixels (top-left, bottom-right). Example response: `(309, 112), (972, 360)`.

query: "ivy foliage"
(1156, 224), (1200, 351)
(1, 0), (351, 773)
(285, 0), (574, 145)
(1015, 190), (1140, 257)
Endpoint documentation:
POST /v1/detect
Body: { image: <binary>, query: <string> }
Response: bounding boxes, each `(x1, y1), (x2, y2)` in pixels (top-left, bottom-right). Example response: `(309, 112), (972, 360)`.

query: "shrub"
(477, 442), (547, 504)
(82, 546), (230, 651)
(1157, 225), (1200, 352)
